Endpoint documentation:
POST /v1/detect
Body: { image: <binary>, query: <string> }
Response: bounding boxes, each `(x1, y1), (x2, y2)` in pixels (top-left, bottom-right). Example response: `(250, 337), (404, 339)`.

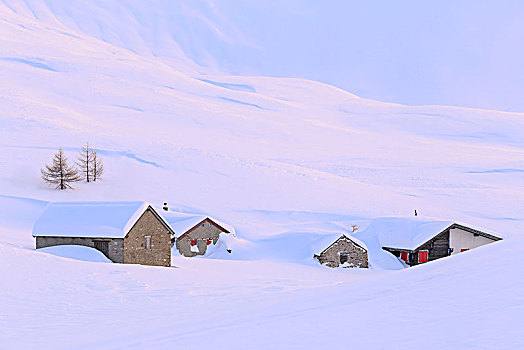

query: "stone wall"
(35, 236), (124, 263)
(124, 208), (171, 267)
(175, 219), (223, 257)
(316, 236), (368, 268)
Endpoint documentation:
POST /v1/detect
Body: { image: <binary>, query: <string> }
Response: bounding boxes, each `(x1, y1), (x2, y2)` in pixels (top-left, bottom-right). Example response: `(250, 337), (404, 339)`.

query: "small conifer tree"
(41, 148), (81, 190)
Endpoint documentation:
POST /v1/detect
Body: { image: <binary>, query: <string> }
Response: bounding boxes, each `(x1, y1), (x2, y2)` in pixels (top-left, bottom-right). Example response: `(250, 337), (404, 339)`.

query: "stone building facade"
(174, 218), (230, 257)
(33, 202), (174, 267)
(315, 235), (368, 268)
(123, 209), (171, 266)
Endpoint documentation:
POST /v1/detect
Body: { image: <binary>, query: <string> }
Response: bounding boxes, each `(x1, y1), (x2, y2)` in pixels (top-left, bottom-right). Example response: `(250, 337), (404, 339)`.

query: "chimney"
(163, 202), (168, 212)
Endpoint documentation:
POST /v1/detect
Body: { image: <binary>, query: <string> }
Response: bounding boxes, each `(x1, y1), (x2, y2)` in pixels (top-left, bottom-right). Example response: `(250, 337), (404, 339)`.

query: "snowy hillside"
(3, 0), (524, 111)
(0, 1), (523, 349)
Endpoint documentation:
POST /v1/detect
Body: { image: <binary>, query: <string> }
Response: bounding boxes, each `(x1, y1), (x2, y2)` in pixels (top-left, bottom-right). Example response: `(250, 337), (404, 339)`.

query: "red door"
(461, 248), (469, 252)
(418, 250), (429, 263)
(400, 251), (409, 263)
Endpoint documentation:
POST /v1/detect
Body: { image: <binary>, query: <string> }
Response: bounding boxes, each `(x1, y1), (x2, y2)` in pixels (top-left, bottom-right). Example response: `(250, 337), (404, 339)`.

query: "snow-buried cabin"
(163, 211), (233, 257)
(32, 201), (174, 267)
(314, 234), (368, 268)
(356, 217), (502, 267)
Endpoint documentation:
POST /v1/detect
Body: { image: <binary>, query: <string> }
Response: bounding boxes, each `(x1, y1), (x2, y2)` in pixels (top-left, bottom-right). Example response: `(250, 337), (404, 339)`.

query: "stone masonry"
(35, 236), (124, 263)
(175, 218), (224, 257)
(123, 208), (171, 267)
(316, 236), (368, 268)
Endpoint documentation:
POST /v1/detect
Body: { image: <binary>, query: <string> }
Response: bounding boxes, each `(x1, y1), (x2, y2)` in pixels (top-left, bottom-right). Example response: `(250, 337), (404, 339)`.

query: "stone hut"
(32, 201), (174, 267)
(314, 234), (368, 268)
(355, 217), (502, 268)
(162, 211), (233, 257)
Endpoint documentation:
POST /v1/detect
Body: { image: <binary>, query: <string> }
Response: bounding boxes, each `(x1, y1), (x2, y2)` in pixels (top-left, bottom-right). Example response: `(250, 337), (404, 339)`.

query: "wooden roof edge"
(382, 246), (413, 253)
(176, 217), (230, 241)
(387, 223), (502, 252)
(451, 223), (502, 241)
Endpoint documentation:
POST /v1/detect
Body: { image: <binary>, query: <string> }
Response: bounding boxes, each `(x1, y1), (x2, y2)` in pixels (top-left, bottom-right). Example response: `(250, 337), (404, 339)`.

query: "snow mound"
(38, 245), (111, 263)
(201, 231), (245, 258)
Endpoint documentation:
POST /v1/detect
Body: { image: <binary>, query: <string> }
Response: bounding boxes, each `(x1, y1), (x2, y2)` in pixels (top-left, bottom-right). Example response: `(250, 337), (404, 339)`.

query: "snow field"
(0, 1), (523, 349)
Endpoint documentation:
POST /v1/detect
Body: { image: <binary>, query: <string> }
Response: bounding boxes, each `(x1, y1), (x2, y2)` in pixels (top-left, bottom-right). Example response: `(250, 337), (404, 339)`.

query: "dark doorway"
(94, 240), (109, 257)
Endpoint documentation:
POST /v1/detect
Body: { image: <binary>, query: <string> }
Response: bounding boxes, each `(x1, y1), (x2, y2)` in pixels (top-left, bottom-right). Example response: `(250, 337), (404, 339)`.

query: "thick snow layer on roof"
(38, 245), (111, 263)
(355, 217), (456, 251)
(160, 210), (235, 237)
(354, 217), (502, 268)
(165, 213), (207, 236)
(32, 201), (150, 238)
(312, 232), (368, 254)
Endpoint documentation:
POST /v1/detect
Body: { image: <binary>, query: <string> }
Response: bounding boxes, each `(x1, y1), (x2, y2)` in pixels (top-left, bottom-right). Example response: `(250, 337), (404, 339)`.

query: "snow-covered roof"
(32, 201), (173, 238)
(314, 232), (368, 255)
(160, 210), (234, 238)
(355, 217), (501, 251)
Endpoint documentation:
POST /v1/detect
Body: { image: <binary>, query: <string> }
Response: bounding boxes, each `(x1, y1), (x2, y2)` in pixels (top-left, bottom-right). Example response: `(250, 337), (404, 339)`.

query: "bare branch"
(92, 149), (104, 181)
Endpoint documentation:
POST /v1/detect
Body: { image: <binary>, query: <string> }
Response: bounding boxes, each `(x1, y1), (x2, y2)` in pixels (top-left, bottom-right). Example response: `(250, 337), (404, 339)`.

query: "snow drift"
(0, 1), (523, 349)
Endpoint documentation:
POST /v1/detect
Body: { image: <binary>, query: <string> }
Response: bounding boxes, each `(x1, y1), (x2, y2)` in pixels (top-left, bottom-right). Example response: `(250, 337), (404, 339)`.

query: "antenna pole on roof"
(414, 210), (418, 216)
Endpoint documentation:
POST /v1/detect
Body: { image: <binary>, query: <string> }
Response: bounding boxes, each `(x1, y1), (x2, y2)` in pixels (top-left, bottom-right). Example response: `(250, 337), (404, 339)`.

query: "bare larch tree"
(41, 148), (81, 189)
(92, 149), (104, 181)
(76, 142), (93, 182)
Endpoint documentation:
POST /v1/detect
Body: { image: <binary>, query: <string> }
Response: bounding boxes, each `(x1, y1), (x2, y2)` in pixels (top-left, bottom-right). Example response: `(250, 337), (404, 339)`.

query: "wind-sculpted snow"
(3, 0), (524, 111)
(198, 78), (257, 93)
(0, 57), (57, 71)
(0, 1), (523, 349)
(218, 96), (264, 110)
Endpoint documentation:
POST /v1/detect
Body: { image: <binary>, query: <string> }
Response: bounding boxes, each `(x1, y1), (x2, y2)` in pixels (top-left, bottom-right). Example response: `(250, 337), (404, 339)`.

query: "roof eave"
(383, 223), (502, 252)
(176, 217), (230, 240)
